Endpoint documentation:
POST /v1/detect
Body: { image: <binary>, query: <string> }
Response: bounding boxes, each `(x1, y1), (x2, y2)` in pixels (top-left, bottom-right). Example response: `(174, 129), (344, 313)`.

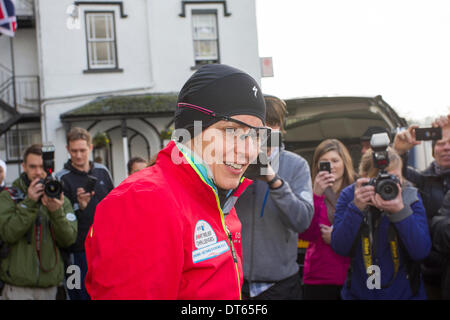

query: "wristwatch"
(267, 174), (283, 189)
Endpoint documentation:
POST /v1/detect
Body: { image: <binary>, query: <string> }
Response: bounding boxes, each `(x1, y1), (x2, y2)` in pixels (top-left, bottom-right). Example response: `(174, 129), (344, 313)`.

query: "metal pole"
(10, 37), (21, 175)
(9, 37), (17, 111)
(121, 119), (128, 179)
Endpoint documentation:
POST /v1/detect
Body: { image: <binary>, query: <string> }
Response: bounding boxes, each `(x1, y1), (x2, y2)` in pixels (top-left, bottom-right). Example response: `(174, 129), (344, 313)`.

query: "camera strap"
(34, 207), (58, 273)
(360, 209), (400, 288)
(360, 212), (373, 276)
(386, 223), (401, 285)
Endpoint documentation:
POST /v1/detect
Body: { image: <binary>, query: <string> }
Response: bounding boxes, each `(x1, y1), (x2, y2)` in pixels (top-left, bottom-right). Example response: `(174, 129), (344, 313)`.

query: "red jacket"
(85, 141), (250, 299)
(299, 194), (350, 286)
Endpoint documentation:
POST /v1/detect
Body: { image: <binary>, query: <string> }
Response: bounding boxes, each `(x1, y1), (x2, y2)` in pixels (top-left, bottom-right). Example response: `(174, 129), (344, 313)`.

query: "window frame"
(5, 127), (42, 162)
(191, 9), (220, 68)
(83, 10), (123, 73)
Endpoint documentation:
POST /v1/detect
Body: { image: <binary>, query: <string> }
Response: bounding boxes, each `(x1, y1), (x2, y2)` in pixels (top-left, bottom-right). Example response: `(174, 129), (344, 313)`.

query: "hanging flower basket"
(160, 128), (173, 141)
(93, 132), (110, 149)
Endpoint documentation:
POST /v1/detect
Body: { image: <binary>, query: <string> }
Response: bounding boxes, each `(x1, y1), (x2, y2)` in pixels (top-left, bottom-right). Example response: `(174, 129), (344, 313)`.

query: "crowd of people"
(0, 64), (449, 300)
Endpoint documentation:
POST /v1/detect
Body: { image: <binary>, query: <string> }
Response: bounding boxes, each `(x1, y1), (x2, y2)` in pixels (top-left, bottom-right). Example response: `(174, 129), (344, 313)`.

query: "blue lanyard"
(260, 186), (270, 218)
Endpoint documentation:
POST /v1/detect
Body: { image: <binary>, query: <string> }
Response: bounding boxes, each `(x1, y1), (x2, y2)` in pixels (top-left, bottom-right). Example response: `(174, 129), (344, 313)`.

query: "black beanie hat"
(175, 64), (266, 136)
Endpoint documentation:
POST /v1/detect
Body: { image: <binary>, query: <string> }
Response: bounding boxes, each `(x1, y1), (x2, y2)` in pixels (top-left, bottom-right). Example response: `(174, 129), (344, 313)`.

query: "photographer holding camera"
(56, 127), (114, 300)
(393, 115), (450, 299)
(331, 134), (431, 299)
(235, 95), (314, 300)
(0, 144), (77, 300)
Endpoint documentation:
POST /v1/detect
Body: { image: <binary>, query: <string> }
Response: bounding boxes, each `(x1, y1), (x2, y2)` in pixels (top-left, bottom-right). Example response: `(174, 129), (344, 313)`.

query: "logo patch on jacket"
(66, 213), (77, 222)
(192, 220), (229, 263)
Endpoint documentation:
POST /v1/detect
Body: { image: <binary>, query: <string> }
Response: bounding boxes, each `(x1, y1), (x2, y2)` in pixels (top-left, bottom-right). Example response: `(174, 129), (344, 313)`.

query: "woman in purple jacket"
(299, 139), (355, 299)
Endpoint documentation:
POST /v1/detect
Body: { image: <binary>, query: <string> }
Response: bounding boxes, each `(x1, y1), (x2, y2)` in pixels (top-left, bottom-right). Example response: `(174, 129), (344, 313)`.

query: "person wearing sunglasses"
(84, 64), (267, 299)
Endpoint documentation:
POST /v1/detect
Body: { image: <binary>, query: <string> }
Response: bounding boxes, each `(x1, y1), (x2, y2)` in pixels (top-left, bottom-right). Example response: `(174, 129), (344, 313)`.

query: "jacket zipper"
(188, 170), (243, 298)
(176, 144), (242, 299)
(214, 193), (242, 300)
(248, 185), (257, 288)
(227, 232), (238, 263)
(35, 208), (41, 286)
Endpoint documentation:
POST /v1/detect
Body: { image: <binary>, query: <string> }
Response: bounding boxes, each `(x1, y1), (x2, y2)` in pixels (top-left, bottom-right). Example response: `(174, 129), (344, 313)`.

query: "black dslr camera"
(364, 133), (400, 201)
(38, 144), (63, 199)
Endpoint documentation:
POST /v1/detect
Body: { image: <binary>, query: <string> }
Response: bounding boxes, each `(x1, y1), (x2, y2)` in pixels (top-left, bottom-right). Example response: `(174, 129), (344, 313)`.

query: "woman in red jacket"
(299, 139), (355, 299)
(84, 64), (269, 299)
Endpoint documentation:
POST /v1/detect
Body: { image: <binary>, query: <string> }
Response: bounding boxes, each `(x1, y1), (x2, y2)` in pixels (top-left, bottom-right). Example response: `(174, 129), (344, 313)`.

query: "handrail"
(0, 77), (12, 94)
(0, 64), (12, 96)
(0, 75), (40, 113)
(0, 63), (12, 74)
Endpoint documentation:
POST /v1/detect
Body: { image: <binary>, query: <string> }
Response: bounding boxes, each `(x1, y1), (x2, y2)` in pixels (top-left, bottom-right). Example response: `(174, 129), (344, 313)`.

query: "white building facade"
(0, 0), (262, 185)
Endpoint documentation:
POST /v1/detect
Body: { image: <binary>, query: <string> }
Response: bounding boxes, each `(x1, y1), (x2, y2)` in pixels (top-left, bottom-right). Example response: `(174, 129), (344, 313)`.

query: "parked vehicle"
(284, 95), (407, 169)
(283, 95), (409, 277)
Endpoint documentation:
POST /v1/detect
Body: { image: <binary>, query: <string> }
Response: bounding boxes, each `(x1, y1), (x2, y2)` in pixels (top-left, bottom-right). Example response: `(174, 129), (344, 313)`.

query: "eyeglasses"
(178, 102), (271, 147)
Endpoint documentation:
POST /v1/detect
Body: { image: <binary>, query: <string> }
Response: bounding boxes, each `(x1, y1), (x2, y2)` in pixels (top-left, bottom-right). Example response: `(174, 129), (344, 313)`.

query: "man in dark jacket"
(393, 115), (450, 299)
(0, 144), (77, 300)
(431, 190), (450, 299)
(56, 127), (114, 300)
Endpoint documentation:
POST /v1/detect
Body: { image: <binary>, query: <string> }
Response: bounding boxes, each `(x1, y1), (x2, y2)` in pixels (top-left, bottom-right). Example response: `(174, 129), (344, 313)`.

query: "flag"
(0, 0), (17, 37)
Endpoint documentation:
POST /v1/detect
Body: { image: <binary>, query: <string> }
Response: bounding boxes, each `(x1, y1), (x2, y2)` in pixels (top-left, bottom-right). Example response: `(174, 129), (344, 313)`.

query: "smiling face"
(434, 126), (450, 169)
(192, 114), (263, 190)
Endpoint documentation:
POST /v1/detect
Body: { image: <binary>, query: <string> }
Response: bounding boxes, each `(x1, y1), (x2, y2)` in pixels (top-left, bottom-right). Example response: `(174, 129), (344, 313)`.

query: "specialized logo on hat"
(252, 86), (258, 98)
(192, 220), (230, 263)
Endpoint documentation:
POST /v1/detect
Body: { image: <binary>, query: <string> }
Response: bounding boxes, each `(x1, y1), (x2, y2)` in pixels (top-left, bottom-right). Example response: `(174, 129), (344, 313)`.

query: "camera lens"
(44, 179), (63, 199)
(376, 179), (399, 201)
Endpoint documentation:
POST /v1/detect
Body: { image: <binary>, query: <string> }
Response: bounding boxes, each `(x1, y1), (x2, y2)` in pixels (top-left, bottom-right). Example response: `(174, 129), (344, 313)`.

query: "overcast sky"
(255, 0), (450, 123)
